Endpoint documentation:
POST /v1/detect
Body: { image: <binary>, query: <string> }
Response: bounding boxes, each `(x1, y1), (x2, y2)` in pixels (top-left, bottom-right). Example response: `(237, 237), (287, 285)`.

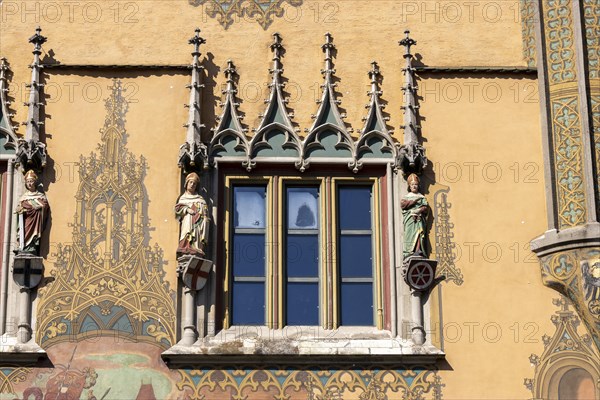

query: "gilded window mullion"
(374, 178), (383, 330)
(276, 176), (284, 329)
(266, 177), (275, 329)
(318, 178), (328, 329)
(329, 177), (338, 329)
(223, 177), (232, 329)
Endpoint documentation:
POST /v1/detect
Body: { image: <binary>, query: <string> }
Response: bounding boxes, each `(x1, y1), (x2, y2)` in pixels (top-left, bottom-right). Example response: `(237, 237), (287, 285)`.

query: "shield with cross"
(12, 255), (44, 289)
(177, 255), (213, 291)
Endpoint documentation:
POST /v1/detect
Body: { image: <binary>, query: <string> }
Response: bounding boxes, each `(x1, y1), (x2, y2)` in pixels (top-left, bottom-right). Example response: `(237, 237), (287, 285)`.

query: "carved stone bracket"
(15, 139), (47, 173)
(397, 142), (427, 176)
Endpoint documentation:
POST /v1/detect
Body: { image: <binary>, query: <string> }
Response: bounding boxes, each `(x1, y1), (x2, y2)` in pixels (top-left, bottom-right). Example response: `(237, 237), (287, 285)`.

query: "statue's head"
(185, 172), (201, 194)
(407, 173), (420, 194)
(24, 170), (38, 192)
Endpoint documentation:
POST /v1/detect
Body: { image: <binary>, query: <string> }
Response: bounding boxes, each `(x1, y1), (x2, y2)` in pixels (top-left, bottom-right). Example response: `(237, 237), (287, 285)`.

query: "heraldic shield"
(12, 255), (44, 289)
(178, 255), (213, 291)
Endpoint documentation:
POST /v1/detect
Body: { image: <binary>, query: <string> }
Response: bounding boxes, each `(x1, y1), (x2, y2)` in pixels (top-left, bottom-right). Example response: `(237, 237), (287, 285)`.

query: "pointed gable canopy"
(301, 33), (355, 171)
(356, 61), (397, 165)
(209, 60), (251, 166)
(249, 33), (302, 164)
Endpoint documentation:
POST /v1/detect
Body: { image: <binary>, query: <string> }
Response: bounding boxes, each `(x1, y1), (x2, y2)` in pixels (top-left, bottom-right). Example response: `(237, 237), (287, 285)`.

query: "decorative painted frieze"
(531, 0), (600, 352)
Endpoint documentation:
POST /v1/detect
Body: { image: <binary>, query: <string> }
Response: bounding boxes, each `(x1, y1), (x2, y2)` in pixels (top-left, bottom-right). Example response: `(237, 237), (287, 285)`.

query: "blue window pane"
(234, 187), (266, 228)
(232, 234), (265, 277)
(286, 282), (319, 325)
(232, 282), (264, 325)
(340, 283), (373, 326)
(338, 187), (371, 230)
(339, 235), (372, 277)
(287, 235), (319, 277)
(288, 187), (319, 229)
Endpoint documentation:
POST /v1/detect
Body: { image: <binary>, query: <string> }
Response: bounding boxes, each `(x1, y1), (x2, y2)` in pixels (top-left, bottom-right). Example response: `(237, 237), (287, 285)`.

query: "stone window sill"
(0, 334), (48, 364)
(161, 327), (444, 367)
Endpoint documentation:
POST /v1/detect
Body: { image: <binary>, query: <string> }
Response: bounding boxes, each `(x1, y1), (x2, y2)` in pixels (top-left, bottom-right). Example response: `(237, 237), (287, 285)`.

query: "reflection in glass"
(286, 186), (319, 325)
(234, 187), (266, 228)
(288, 188), (318, 229)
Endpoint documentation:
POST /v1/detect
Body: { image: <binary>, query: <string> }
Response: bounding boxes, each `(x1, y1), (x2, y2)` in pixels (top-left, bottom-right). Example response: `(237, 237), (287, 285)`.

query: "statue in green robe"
(401, 173), (429, 259)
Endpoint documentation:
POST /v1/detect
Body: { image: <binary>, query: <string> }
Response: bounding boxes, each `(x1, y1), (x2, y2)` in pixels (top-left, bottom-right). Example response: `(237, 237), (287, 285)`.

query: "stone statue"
(400, 173), (429, 259)
(15, 169), (49, 255)
(175, 172), (209, 258)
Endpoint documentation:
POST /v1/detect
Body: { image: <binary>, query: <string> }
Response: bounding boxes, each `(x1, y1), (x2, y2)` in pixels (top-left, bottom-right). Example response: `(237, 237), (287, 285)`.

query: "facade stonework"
(0, 0), (597, 398)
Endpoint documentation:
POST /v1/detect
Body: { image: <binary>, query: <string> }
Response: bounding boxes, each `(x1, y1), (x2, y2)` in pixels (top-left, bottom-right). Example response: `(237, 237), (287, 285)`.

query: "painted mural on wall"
(0, 360), (445, 400)
(0, 342), (177, 399)
(188, 0), (303, 29)
(432, 187), (463, 285)
(35, 80), (176, 349)
(539, 248), (600, 350)
(524, 297), (600, 399)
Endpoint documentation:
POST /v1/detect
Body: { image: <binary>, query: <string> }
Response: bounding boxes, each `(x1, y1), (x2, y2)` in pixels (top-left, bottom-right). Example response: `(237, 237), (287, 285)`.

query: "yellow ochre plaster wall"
(0, 1), (571, 399)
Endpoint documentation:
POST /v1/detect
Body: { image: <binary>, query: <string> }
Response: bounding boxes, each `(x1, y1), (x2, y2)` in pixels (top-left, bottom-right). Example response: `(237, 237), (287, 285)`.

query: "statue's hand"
(187, 208), (196, 215)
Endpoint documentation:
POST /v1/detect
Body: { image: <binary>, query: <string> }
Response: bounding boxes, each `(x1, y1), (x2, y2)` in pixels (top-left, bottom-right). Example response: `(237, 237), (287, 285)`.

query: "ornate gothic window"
(163, 31), (444, 363)
(222, 176), (381, 330)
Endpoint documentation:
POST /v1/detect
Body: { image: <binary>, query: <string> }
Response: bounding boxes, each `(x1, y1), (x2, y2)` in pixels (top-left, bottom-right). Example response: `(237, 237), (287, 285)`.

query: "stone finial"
(397, 30), (427, 175)
(399, 30), (416, 58)
(213, 60), (244, 135)
(178, 28), (207, 172)
(360, 61), (390, 135)
(16, 26), (47, 173)
(255, 33), (294, 132)
(322, 32), (335, 75)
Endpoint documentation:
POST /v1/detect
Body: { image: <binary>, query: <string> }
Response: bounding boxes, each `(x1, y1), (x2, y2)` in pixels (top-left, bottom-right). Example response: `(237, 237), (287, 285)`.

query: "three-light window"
(224, 176), (381, 329)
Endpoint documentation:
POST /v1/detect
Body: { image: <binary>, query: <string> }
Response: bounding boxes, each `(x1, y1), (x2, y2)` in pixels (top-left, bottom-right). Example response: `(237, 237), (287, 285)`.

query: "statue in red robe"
(16, 170), (49, 255)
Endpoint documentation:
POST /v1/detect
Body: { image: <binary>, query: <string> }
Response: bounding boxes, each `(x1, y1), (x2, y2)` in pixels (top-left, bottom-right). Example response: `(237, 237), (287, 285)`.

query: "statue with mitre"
(16, 170), (49, 256)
